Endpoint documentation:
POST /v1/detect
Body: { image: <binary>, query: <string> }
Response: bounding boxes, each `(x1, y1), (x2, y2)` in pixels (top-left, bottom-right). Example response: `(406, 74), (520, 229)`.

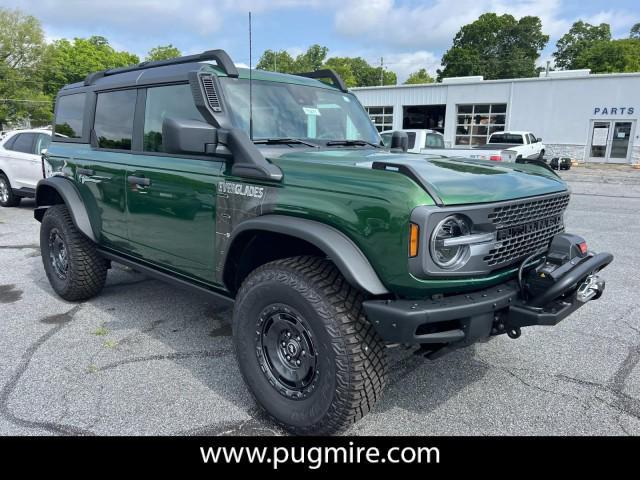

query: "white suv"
(0, 128), (51, 207)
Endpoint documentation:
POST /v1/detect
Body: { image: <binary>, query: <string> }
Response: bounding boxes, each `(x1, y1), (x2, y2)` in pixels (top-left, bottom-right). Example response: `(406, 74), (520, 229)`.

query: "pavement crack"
(0, 305), (94, 435)
(95, 347), (233, 372)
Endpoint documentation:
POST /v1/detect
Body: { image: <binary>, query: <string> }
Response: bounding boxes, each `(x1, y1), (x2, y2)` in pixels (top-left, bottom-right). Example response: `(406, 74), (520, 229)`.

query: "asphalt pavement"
(0, 169), (639, 435)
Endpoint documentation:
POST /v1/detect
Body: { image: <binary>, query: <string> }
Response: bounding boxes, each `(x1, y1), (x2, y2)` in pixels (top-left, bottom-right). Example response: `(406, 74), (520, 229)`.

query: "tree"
(39, 36), (139, 96)
(256, 49), (296, 73)
(404, 69), (435, 84)
(553, 21), (611, 69)
(146, 44), (181, 62)
(0, 8), (50, 127)
(574, 38), (640, 73)
(437, 13), (549, 81)
(324, 56), (396, 87)
(630, 23), (640, 40)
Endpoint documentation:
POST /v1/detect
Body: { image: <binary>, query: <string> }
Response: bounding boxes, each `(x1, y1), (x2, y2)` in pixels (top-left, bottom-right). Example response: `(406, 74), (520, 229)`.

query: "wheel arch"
(34, 177), (98, 242)
(224, 215), (390, 296)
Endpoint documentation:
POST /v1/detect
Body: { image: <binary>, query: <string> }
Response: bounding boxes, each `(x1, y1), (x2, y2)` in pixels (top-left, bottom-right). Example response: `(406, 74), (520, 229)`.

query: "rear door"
(125, 83), (223, 283)
(4, 132), (39, 189)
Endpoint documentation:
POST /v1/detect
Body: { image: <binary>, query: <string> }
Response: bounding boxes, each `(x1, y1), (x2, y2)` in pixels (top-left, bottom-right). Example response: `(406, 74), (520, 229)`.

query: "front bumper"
(363, 251), (612, 349)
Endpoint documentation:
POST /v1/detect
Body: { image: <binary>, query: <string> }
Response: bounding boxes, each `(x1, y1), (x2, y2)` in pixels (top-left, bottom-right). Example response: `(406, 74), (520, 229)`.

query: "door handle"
(77, 168), (94, 176)
(127, 175), (151, 187)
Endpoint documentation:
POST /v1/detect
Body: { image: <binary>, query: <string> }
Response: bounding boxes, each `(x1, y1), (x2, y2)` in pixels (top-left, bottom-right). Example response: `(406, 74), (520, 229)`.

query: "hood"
(273, 149), (567, 206)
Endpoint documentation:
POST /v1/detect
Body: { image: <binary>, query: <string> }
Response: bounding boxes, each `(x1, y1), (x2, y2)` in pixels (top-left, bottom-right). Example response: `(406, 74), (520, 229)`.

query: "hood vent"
(200, 75), (222, 112)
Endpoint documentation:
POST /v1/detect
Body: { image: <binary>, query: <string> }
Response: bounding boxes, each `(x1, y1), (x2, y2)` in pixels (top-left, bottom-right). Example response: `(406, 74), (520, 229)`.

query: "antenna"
(249, 11), (253, 140)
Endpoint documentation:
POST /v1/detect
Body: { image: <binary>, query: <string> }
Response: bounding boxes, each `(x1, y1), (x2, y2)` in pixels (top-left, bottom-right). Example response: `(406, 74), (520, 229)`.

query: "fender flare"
(34, 177), (98, 242)
(228, 215), (390, 295)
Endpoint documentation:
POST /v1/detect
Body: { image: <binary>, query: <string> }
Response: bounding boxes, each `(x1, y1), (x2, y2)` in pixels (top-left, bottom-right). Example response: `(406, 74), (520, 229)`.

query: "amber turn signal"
(409, 223), (420, 257)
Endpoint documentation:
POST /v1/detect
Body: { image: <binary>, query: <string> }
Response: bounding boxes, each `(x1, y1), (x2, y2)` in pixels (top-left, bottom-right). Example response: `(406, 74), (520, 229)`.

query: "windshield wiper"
(253, 138), (319, 148)
(325, 139), (382, 149)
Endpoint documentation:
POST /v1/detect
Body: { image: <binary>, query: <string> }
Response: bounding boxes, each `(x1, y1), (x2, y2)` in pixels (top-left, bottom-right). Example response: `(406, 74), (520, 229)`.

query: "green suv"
(35, 50), (612, 435)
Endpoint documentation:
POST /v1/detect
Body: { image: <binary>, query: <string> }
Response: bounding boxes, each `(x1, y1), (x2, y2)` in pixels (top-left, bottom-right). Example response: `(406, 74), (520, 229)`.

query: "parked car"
(35, 50), (612, 435)
(441, 131), (545, 163)
(0, 128), (51, 207)
(380, 129), (445, 153)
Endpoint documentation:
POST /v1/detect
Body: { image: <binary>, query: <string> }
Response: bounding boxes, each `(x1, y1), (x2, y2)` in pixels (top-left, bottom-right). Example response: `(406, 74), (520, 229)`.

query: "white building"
(352, 70), (640, 164)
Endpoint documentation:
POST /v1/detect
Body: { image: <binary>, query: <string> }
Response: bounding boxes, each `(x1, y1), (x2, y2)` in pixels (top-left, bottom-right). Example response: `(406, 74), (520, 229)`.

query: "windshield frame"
(218, 77), (382, 147)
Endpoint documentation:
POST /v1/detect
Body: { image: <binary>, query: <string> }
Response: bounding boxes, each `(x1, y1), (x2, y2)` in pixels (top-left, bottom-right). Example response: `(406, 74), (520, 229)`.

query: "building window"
(455, 104), (506, 146)
(365, 106), (393, 132)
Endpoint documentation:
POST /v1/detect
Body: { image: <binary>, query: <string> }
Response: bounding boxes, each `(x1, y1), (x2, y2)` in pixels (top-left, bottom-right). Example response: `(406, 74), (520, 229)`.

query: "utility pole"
(545, 60), (550, 77)
(274, 52), (277, 72)
(380, 57), (384, 86)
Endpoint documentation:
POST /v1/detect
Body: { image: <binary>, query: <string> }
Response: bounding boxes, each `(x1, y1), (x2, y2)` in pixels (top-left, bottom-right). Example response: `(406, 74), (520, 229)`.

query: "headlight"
(430, 215), (472, 269)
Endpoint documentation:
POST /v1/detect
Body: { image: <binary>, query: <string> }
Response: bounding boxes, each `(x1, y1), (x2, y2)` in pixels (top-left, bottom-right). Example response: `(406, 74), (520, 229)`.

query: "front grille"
(487, 193), (570, 228)
(483, 193), (570, 267)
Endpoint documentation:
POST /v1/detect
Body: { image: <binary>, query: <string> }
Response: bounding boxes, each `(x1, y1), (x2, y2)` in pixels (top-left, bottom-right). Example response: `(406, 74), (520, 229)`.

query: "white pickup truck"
(382, 129), (545, 163)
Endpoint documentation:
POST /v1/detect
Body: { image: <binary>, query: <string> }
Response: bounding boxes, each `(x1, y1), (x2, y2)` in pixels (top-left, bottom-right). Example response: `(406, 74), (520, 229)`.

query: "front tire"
(232, 256), (387, 435)
(40, 204), (108, 301)
(0, 173), (20, 207)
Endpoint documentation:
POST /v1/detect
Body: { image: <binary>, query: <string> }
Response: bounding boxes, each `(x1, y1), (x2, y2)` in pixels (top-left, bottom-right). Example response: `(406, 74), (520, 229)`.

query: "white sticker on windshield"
(303, 107), (321, 116)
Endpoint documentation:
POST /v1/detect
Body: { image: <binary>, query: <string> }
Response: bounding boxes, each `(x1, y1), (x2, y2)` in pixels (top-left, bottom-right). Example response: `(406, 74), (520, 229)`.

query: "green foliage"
(0, 8), (50, 127)
(630, 23), (640, 40)
(146, 44), (181, 62)
(553, 21), (611, 70)
(574, 38), (640, 73)
(438, 13), (549, 81)
(257, 45), (396, 87)
(39, 36), (139, 97)
(404, 69), (435, 84)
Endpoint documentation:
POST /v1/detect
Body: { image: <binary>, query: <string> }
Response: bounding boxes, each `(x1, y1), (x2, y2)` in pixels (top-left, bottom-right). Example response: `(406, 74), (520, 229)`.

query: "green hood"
(273, 149), (567, 206)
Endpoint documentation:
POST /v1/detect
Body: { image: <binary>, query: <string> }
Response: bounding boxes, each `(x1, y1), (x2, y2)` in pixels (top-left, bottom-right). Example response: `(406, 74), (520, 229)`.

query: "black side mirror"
(537, 137), (542, 143)
(390, 131), (408, 152)
(162, 117), (218, 155)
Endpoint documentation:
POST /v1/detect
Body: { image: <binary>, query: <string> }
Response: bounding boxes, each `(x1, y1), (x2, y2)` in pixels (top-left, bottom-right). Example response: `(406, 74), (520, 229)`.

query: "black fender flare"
(34, 177), (98, 242)
(228, 215), (390, 295)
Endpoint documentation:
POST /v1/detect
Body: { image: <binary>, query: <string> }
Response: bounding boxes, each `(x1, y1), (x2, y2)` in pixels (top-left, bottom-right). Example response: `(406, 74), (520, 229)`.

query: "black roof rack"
(84, 49), (239, 86)
(295, 69), (348, 92)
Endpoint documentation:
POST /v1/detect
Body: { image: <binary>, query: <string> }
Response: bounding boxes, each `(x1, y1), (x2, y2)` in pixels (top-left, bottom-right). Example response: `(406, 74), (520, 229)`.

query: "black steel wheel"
(233, 256), (387, 435)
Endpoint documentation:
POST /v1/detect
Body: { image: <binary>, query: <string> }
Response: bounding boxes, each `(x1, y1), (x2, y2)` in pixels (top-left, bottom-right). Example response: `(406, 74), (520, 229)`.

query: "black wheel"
(0, 173), (20, 207)
(40, 204), (108, 301)
(233, 256), (387, 435)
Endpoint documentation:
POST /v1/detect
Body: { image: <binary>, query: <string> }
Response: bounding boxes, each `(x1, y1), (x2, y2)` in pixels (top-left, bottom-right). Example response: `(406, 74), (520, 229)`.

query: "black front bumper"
(363, 251), (612, 348)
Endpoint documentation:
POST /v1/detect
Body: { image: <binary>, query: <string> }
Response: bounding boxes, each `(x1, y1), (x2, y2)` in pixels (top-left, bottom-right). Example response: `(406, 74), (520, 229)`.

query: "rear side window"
(94, 90), (137, 150)
(425, 133), (444, 148)
(12, 133), (36, 153)
(35, 133), (51, 153)
(143, 84), (204, 152)
(3, 134), (18, 150)
(55, 93), (86, 138)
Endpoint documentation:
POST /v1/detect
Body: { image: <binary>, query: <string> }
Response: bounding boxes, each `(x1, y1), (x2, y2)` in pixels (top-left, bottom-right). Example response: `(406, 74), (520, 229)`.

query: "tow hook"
(577, 274), (604, 303)
(507, 327), (521, 339)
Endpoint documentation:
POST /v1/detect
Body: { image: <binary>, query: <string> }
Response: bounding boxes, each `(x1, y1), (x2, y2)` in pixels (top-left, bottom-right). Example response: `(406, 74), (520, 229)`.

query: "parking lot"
(1, 168), (639, 436)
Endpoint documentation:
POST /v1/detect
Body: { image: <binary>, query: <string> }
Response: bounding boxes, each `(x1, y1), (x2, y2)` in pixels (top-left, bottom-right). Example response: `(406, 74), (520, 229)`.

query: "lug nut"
(296, 336), (301, 341)
(296, 360), (301, 366)
(301, 350), (306, 356)
(286, 355), (291, 361)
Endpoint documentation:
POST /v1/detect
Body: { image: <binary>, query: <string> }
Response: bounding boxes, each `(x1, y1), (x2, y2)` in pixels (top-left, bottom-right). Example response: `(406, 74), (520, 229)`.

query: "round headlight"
(430, 215), (471, 269)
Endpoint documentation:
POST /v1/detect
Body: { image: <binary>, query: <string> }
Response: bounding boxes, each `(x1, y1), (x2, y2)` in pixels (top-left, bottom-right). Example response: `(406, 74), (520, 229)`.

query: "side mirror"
(390, 131), (408, 152)
(162, 117), (219, 155)
(537, 137), (542, 143)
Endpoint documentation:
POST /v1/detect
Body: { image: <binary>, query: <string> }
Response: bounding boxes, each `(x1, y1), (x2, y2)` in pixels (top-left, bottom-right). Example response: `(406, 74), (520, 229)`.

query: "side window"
(94, 90), (137, 150)
(3, 133), (18, 150)
(529, 133), (537, 143)
(143, 84), (204, 152)
(55, 93), (86, 138)
(35, 133), (51, 153)
(12, 133), (36, 154)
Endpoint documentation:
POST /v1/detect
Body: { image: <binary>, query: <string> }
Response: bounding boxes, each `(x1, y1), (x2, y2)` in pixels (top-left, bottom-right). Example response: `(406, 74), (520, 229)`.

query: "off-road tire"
(40, 204), (107, 301)
(0, 173), (20, 207)
(232, 256), (387, 435)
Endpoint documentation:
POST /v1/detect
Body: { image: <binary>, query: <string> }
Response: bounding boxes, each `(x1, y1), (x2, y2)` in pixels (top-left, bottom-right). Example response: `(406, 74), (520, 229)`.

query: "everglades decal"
(218, 181), (264, 199)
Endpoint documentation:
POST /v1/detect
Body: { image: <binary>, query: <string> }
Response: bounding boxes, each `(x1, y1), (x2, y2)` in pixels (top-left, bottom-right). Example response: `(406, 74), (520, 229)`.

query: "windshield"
(220, 78), (380, 144)
(489, 133), (523, 144)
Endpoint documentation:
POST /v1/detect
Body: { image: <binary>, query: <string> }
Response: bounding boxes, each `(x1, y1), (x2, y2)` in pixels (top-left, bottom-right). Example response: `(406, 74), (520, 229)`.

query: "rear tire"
(0, 173), (20, 207)
(232, 256), (387, 435)
(40, 204), (107, 301)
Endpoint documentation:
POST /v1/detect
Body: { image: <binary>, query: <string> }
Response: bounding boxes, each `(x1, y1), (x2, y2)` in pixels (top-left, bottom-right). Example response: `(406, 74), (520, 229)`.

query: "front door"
(588, 120), (636, 163)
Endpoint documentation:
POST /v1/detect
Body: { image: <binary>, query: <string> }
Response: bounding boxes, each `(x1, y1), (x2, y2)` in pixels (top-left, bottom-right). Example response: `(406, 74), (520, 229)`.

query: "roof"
(352, 71), (640, 92)
(61, 62), (341, 93)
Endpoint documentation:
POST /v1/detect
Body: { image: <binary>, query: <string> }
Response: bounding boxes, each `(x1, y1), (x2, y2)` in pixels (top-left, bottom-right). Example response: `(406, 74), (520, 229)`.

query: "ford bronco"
(35, 50), (612, 435)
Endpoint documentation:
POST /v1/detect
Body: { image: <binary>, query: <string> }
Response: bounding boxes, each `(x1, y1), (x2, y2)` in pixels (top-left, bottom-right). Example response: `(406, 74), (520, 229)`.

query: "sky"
(3, 0), (639, 82)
